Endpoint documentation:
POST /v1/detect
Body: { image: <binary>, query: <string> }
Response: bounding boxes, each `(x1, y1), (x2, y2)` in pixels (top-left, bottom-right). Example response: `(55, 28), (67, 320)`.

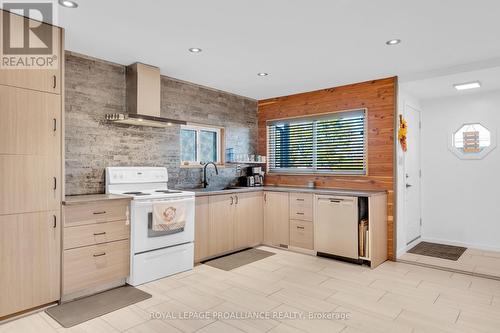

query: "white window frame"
(180, 123), (222, 166)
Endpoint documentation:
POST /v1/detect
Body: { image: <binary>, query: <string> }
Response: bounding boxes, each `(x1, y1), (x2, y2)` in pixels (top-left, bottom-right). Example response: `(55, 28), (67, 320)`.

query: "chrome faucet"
(202, 162), (219, 188)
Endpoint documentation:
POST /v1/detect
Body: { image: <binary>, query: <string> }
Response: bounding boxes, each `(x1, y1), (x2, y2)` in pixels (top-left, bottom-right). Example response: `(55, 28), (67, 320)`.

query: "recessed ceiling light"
(454, 81), (481, 91)
(386, 39), (401, 45)
(188, 48), (202, 53)
(257, 72), (269, 77)
(58, 0), (78, 8)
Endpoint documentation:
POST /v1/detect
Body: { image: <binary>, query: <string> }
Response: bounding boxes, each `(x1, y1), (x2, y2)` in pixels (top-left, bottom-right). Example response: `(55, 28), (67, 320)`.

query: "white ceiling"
(57, 0), (500, 100)
(401, 65), (500, 101)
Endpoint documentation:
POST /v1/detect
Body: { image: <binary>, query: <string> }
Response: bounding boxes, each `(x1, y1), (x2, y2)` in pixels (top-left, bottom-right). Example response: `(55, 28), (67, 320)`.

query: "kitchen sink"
(187, 186), (239, 192)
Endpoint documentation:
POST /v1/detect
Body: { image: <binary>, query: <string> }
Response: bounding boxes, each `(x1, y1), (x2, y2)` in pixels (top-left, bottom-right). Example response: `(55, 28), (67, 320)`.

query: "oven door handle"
(133, 197), (194, 207)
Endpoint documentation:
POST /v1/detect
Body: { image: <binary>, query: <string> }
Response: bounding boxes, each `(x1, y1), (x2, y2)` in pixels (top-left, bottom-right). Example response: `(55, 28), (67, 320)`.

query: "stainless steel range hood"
(105, 63), (186, 127)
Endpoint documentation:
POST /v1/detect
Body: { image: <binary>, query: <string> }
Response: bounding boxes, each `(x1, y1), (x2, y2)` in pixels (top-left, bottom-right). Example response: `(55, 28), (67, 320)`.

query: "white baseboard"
(396, 237), (421, 258)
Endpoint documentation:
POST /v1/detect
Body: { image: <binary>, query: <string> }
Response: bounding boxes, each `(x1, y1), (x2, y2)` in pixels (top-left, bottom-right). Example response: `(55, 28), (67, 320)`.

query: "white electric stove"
(105, 167), (195, 286)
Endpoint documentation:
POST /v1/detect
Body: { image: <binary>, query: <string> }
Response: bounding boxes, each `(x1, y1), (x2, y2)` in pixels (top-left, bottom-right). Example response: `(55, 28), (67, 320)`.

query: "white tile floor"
(2, 246), (500, 333)
(399, 246), (500, 279)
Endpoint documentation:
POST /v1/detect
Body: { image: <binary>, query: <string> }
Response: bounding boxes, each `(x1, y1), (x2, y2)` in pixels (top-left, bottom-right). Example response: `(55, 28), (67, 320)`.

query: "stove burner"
(155, 190), (182, 194)
(123, 191), (150, 196)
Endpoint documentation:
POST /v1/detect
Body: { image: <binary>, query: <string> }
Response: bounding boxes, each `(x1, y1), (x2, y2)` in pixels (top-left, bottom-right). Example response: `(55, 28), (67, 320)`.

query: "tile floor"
(399, 246), (500, 279)
(2, 246), (500, 333)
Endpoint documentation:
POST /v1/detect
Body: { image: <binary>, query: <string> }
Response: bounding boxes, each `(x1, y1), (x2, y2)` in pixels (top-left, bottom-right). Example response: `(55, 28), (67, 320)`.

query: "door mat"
(203, 248), (275, 271)
(408, 242), (467, 261)
(45, 286), (151, 328)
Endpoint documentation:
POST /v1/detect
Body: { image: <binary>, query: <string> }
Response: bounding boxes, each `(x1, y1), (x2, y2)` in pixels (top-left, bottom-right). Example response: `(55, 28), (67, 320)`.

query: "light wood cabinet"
(63, 239), (130, 295)
(290, 219), (313, 250)
(263, 191), (290, 247)
(208, 194), (235, 256)
(0, 211), (61, 318)
(0, 85), (61, 155)
(62, 198), (130, 298)
(195, 191), (264, 263)
(0, 9), (64, 318)
(234, 192), (263, 249)
(194, 196), (210, 262)
(0, 12), (62, 94)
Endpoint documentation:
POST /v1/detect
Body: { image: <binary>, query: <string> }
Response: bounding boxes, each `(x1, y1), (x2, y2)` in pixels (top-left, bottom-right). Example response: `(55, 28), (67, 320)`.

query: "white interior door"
(405, 105), (422, 245)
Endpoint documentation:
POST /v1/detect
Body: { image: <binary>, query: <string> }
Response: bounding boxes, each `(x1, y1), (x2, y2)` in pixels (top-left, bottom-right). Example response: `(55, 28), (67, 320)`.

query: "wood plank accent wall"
(258, 77), (397, 259)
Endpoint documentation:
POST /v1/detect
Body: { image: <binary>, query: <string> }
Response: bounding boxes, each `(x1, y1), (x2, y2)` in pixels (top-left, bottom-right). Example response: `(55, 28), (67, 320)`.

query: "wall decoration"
(448, 123), (496, 159)
(398, 114), (408, 152)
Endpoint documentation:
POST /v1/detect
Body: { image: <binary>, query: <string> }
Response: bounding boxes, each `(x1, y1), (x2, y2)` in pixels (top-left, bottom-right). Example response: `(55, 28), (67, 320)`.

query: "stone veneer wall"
(65, 51), (258, 195)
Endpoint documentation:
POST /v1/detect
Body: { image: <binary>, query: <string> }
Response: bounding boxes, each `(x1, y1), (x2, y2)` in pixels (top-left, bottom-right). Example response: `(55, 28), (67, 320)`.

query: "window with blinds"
(267, 109), (367, 175)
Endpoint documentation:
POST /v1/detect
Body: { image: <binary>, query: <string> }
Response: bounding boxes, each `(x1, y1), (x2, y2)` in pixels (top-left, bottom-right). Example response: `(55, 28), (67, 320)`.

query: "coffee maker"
(239, 166), (264, 187)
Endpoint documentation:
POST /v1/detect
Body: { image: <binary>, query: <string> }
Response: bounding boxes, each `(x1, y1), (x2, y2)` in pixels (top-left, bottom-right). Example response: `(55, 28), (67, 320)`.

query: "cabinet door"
(0, 12), (62, 94)
(0, 211), (61, 317)
(194, 196), (210, 262)
(0, 155), (61, 215)
(208, 194), (235, 256)
(0, 85), (61, 155)
(0, 85), (61, 215)
(234, 192), (263, 249)
(263, 191), (290, 247)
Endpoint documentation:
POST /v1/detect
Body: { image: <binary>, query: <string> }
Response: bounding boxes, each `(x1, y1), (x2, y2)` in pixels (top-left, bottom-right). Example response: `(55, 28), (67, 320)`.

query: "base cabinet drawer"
(289, 193), (313, 221)
(64, 200), (129, 226)
(64, 220), (129, 250)
(290, 219), (313, 250)
(63, 240), (129, 294)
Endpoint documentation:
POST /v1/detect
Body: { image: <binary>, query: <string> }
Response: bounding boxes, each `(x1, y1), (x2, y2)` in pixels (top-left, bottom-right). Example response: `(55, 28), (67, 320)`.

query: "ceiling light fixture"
(188, 48), (202, 53)
(454, 81), (481, 91)
(257, 72), (269, 77)
(386, 39), (401, 45)
(58, 0), (78, 8)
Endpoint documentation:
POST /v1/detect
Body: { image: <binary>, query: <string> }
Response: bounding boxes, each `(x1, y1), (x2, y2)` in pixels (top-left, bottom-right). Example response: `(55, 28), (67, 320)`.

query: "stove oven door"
(131, 196), (195, 254)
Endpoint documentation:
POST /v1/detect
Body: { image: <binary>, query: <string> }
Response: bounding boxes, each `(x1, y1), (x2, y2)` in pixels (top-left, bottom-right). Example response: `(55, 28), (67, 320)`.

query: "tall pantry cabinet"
(0, 10), (64, 318)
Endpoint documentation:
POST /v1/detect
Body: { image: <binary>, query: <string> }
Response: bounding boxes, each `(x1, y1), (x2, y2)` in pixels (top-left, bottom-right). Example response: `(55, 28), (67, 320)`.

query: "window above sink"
(180, 123), (223, 166)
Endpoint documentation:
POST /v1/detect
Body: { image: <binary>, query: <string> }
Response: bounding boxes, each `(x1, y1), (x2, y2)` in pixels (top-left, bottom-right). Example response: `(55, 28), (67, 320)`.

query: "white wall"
(420, 90), (500, 251)
(396, 90), (422, 256)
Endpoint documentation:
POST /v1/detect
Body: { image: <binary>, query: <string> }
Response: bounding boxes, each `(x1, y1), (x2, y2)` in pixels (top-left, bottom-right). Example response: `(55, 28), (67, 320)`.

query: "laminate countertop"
(62, 194), (132, 206)
(192, 186), (386, 198)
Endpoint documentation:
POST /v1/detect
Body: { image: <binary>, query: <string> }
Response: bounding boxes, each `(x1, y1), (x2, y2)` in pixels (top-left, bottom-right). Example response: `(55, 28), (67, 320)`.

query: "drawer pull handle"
(296, 226), (305, 230)
(93, 252), (106, 257)
(296, 198), (305, 201)
(93, 211), (107, 215)
(296, 212), (305, 215)
(93, 232), (106, 236)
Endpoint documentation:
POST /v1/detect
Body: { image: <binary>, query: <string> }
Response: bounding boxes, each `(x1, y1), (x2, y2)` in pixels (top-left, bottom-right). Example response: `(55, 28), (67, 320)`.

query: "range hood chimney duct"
(105, 62), (186, 127)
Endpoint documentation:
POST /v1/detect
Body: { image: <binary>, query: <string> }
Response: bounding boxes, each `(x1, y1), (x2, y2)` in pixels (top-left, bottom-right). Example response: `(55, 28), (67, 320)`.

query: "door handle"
(52, 75), (57, 89)
(235, 195), (238, 205)
(230, 196), (234, 205)
(53, 215), (57, 228)
(53, 118), (57, 132)
(406, 183), (413, 188)
(53, 177), (57, 190)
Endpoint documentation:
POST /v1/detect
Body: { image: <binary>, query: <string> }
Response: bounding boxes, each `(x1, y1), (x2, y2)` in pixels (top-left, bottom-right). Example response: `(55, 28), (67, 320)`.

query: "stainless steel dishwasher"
(314, 195), (359, 260)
